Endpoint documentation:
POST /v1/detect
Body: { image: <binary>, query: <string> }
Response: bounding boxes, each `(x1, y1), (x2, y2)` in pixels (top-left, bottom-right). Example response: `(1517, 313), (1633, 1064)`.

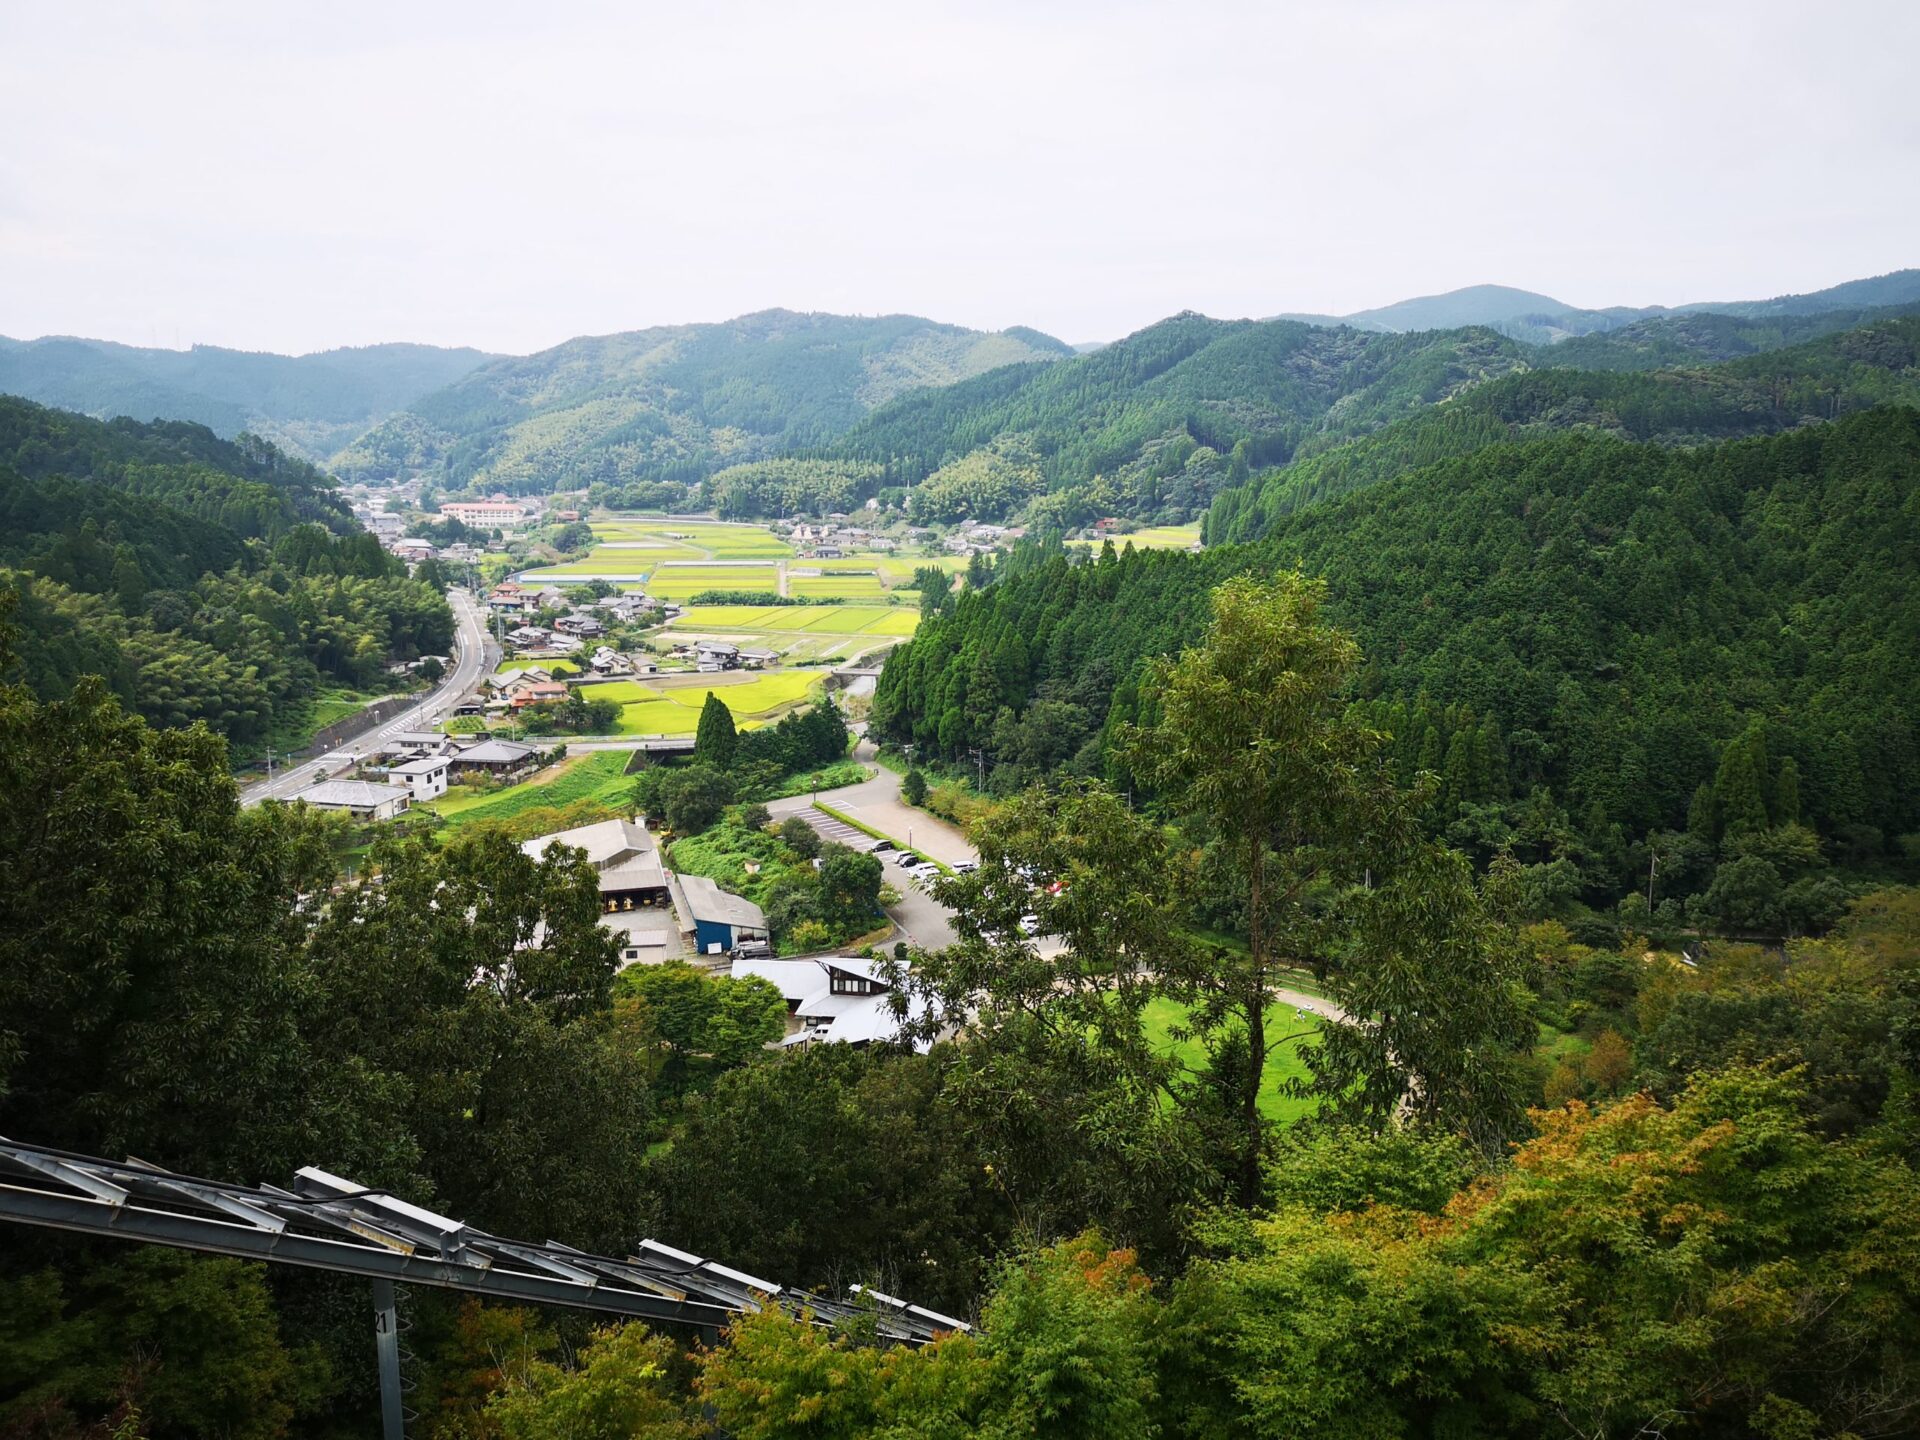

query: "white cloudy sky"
(1, 0), (1914, 355)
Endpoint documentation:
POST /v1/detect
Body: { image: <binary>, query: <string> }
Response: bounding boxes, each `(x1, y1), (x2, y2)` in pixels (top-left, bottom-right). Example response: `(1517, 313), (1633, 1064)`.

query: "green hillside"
(0, 336), (492, 462)
(1206, 314), (1920, 544)
(0, 397), (450, 751)
(333, 309), (1073, 494)
(874, 406), (1920, 926)
(820, 312), (1530, 523)
(1540, 300), (1920, 372)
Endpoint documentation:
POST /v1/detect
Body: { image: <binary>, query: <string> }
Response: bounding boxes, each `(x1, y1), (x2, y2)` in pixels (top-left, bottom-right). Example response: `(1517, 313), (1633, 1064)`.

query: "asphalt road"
(240, 586), (496, 808)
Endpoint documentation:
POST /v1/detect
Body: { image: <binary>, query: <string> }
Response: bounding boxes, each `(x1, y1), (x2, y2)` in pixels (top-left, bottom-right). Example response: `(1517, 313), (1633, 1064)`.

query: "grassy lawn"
(496, 658), (579, 676)
(1143, 996), (1322, 1125)
(426, 751), (635, 829)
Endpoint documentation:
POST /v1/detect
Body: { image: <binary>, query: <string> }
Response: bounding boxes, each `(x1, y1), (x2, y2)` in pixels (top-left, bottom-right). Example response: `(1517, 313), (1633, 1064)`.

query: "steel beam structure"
(0, 1137), (971, 1437)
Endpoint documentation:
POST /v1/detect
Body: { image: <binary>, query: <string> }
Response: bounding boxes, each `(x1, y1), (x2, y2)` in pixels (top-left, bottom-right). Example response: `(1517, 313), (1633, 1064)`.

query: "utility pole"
(1647, 849), (1659, 911)
(968, 746), (984, 790)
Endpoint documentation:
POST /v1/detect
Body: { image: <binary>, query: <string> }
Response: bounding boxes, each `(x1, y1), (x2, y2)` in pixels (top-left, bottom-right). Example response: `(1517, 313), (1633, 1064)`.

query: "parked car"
(895, 851), (924, 868)
(1018, 914), (1041, 936)
(952, 861), (979, 874)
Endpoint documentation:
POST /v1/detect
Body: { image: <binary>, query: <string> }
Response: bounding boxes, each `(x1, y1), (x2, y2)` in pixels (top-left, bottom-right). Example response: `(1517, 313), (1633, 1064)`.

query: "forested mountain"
(1206, 314), (1920, 543)
(0, 335), (491, 462)
(875, 407), (1920, 929)
(810, 313), (1529, 523)
(0, 398), (450, 750)
(1266, 268), (1920, 345)
(1538, 300), (1920, 372)
(333, 310), (1073, 494)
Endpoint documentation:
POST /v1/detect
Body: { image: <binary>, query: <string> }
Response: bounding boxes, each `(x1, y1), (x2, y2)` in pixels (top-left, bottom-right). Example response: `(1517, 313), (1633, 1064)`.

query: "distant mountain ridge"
(0, 335), (493, 464)
(333, 309), (1074, 493)
(1265, 269), (1920, 345)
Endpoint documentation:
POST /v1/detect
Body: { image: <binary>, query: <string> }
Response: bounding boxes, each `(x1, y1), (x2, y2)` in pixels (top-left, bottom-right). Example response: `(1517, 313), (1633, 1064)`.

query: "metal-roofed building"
(675, 873), (769, 954)
(731, 955), (935, 1051)
(522, 817), (671, 911)
(446, 740), (539, 781)
(291, 779), (410, 821)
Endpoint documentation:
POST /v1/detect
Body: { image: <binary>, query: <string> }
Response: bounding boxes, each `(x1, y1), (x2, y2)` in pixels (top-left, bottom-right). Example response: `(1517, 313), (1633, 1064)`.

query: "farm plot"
(789, 573), (888, 601)
(670, 605), (918, 636)
(426, 751), (634, 829)
(645, 564), (782, 598)
(519, 547), (658, 580)
(591, 519), (793, 559)
(585, 670), (823, 735)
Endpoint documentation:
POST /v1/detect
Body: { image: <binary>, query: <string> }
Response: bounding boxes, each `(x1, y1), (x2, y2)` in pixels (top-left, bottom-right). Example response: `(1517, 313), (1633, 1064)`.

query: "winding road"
(240, 586), (496, 808)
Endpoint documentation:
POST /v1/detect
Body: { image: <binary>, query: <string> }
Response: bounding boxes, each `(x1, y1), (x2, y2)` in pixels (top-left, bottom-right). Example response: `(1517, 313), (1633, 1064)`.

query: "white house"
(385, 755), (450, 802)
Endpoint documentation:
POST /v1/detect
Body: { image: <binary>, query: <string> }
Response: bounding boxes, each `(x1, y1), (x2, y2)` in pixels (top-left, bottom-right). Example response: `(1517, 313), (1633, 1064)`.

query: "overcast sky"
(2, 1), (1914, 356)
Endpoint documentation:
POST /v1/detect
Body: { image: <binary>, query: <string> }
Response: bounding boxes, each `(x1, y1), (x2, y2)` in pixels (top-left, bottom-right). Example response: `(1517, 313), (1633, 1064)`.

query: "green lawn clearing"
(1142, 996), (1323, 1125)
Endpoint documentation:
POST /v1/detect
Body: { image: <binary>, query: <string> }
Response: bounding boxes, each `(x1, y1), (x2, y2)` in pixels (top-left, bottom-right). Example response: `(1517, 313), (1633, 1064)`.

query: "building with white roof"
(522, 817), (671, 911)
(290, 779), (410, 821)
(730, 955), (934, 1051)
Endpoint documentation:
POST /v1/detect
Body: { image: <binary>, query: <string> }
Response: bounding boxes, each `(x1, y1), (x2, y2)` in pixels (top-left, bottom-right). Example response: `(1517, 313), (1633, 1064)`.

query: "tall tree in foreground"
(1121, 572), (1407, 1203)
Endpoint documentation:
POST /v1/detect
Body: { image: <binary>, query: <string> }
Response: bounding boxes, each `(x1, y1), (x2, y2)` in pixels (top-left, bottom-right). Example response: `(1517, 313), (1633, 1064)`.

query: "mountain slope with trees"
(0, 335), (492, 462)
(1269, 267), (1920, 344)
(1205, 313), (1920, 543)
(875, 406), (1920, 930)
(333, 310), (1073, 494)
(0, 397), (450, 751)
(817, 312), (1531, 522)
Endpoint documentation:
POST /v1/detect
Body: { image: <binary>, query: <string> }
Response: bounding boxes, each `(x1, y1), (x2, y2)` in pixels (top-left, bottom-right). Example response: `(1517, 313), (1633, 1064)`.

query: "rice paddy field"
(788, 572), (888, 600)
(644, 564), (783, 598)
(1071, 523), (1202, 551)
(672, 605), (918, 637)
(584, 670), (823, 735)
(590, 519), (794, 559)
(519, 551), (658, 579)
